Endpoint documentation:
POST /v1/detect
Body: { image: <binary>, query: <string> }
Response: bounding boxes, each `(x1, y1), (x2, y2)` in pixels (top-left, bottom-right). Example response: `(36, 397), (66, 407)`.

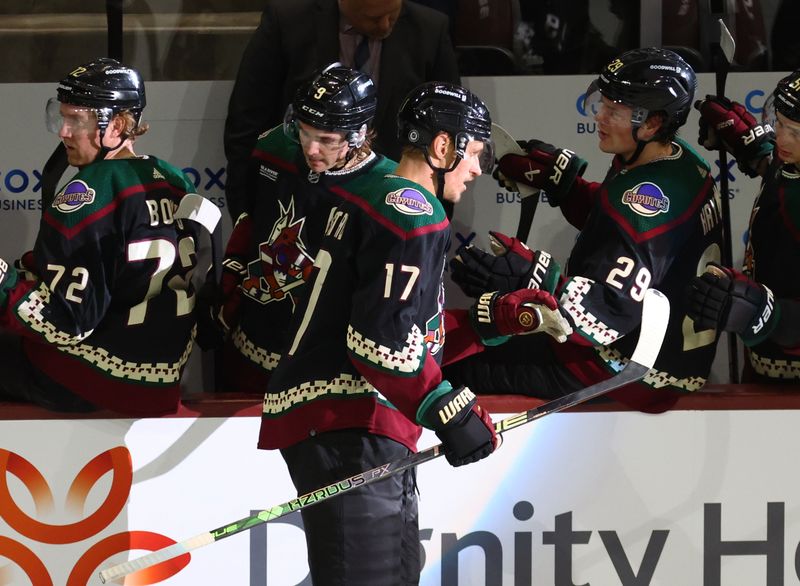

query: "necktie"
(353, 35), (370, 72)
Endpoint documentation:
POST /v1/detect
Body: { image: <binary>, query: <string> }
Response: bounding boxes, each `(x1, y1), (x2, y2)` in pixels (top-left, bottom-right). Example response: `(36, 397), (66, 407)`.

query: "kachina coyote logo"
(0, 447), (187, 584)
(242, 197), (315, 306)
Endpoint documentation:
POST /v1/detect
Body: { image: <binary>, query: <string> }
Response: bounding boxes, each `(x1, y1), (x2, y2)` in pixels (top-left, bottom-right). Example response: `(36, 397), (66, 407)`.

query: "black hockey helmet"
(397, 81), (494, 172)
(52, 58), (146, 130)
(585, 47), (697, 137)
(764, 70), (800, 127)
(284, 62), (377, 149)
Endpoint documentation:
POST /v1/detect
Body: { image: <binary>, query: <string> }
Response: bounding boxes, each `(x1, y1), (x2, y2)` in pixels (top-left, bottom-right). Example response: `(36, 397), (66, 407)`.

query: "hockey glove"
(686, 262), (778, 347)
(494, 139), (588, 207)
(694, 95), (774, 178)
(0, 258), (18, 307)
(470, 289), (573, 344)
(451, 231), (562, 298)
(194, 280), (228, 351)
(13, 251), (37, 281)
(417, 381), (499, 467)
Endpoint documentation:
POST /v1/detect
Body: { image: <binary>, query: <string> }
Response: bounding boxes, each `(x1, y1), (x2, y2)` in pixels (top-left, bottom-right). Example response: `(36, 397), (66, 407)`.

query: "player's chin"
(776, 148), (798, 165)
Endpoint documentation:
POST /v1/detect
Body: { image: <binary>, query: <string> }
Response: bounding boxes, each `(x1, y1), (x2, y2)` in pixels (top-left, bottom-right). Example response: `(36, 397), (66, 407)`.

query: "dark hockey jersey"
(445, 138), (723, 409)
(260, 172), (450, 451)
(742, 162), (800, 380)
(556, 137), (723, 394)
(220, 127), (398, 392)
(0, 156), (203, 415)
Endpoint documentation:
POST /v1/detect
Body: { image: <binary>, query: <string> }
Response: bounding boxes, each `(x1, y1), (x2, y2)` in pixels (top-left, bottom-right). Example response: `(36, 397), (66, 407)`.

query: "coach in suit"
(222, 0), (460, 220)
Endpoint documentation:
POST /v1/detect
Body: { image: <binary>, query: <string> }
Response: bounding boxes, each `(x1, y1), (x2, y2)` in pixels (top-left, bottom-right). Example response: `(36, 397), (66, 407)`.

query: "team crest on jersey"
(242, 197), (314, 306)
(52, 180), (96, 213)
(386, 188), (433, 216)
(621, 182), (670, 217)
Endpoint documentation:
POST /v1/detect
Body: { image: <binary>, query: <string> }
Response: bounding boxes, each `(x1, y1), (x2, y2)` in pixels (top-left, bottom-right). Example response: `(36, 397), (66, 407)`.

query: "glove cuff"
(741, 284), (780, 347)
(416, 381), (476, 430)
(469, 291), (510, 346)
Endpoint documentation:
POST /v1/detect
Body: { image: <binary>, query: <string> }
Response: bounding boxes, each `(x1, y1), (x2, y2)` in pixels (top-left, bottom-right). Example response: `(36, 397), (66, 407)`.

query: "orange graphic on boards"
(0, 447), (190, 584)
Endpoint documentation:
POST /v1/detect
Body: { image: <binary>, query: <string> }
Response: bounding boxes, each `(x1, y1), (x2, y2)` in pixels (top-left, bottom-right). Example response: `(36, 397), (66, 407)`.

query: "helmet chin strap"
(620, 125), (656, 167)
(423, 151), (460, 198)
(93, 115), (129, 163)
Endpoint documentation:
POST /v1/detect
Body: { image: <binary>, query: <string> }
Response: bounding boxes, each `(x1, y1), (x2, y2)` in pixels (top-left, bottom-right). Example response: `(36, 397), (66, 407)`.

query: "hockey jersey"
(742, 162), (800, 380)
(220, 127), (398, 392)
(0, 156), (203, 415)
(260, 172), (450, 451)
(446, 138), (723, 409)
(556, 137), (723, 395)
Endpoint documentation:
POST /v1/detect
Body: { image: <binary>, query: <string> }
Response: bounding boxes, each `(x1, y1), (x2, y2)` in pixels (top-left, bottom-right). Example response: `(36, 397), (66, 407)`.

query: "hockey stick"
(98, 289), (669, 584)
(492, 123), (541, 243)
(710, 18), (740, 383)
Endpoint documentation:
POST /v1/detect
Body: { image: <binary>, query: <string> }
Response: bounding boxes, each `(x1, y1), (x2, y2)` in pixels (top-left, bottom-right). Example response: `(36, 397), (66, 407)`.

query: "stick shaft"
(100, 290), (668, 583)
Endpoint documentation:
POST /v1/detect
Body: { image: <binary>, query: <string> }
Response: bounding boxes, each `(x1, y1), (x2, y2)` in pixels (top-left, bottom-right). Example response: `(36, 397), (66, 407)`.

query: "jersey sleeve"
(559, 176), (604, 230)
(346, 220), (450, 423)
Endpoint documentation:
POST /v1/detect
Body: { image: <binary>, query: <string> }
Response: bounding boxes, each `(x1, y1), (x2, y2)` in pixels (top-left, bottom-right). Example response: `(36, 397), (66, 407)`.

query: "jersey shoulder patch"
(605, 139), (713, 234)
(344, 172), (447, 234)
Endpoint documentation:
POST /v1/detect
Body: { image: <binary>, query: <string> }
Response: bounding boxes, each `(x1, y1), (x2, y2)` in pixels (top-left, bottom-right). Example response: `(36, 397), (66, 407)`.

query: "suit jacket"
(223, 0), (460, 219)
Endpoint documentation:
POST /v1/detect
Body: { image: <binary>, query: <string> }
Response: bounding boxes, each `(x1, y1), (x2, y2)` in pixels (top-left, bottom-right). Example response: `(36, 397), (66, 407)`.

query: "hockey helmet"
(397, 81), (494, 172)
(46, 58), (146, 133)
(584, 48), (697, 137)
(284, 63), (377, 149)
(764, 70), (800, 128)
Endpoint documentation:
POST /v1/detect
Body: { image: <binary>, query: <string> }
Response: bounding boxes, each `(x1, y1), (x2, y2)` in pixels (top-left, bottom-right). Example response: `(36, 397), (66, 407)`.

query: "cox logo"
(0, 447), (189, 584)
(0, 169), (42, 194)
(744, 88), (767, 115)
(575, 92), (597, 135)
(182, 166), (226, 192)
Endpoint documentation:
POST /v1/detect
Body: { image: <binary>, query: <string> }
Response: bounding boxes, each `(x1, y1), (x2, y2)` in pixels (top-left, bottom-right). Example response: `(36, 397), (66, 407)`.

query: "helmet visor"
(455, 132), (494, 173)
(46, 97), (100, 135)
(763, 92), (777, 129)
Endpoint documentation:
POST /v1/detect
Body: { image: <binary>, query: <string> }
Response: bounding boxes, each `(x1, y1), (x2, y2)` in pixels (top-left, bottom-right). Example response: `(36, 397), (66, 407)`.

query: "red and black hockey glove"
(13, 250), (37, 281)
(694, 95), (774, 178)
(417, 382), (499, 467)
(469, 289), (573, 344)
(494, 139), (587, 207)
(450, 231), (562, 298)
(686, 262), (778, 347)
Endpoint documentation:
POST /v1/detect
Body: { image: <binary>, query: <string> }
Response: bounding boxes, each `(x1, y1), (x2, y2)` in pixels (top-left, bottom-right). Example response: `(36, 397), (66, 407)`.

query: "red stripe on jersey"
(257, 394), (422, 452)
(253, 149), (299, 173)
(43, 181), (185, 239)
(22, 338), (181, 416)
(331, 185), (450, 240)
(600, 174), (713, 243)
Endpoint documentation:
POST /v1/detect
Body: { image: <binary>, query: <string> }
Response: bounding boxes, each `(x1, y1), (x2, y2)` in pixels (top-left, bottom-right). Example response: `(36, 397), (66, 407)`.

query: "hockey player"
(261, 81), (570, 585)
(687, 70), (800, 382)
(0, 58), (211, 415)
(209, 63), (392, 392)
(447, 48), (724, 412)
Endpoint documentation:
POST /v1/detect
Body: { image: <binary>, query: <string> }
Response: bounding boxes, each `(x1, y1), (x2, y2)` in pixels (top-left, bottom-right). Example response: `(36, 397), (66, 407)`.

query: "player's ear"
(638, 112), (665, 141)
(429, 131), (451, 166)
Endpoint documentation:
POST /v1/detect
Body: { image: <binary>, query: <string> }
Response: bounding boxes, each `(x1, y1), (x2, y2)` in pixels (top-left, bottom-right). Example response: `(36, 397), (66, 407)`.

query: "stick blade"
(718, 18), (735, 64)
(629, 288), (670, 369)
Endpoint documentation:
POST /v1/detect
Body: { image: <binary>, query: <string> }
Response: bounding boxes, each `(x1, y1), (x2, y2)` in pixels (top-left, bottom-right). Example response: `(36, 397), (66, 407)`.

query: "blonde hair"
(117, 110), (149, 139)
